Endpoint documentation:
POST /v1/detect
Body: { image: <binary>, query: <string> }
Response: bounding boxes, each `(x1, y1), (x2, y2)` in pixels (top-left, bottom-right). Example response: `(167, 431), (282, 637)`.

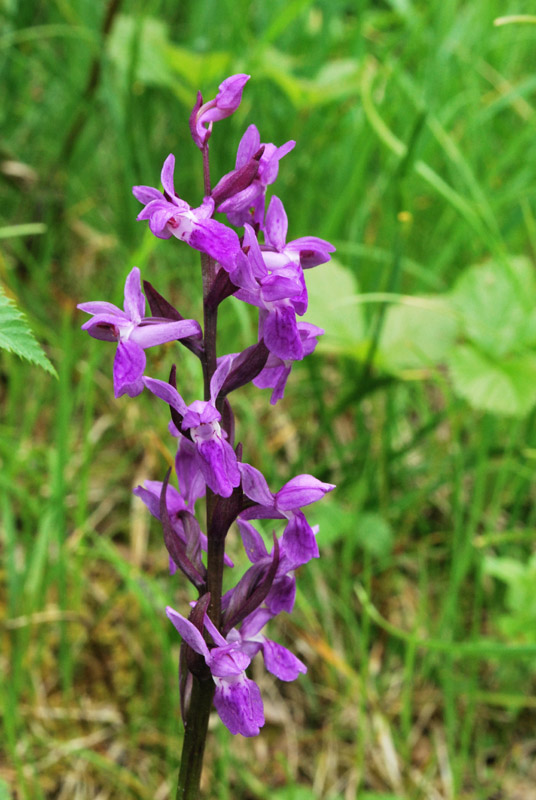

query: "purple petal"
(132, 184), (162, 204)
(130, 319), (201, 349)
(265, 575), (296, 614)
(166, 606), (209, 658)
(133, 480), (186, 519)
(77, 301), (126, 318)
(213, 674), (264, 737)
(187, 218), (241, 270)
(285, 236), (336, 268)
(175, 439), (206, 508)
(236, 124), (261, 168)
(276, 474), (335, 510)
(261, 140), (295, 185)
(196, 436), (240, 498)
(261, 271), (303, 303)
(80, 314), (124, 341)
(240, 607), (273, 638)
(243, 224), (268, 278)
(264, 195), (288, 251)
(210, 355), (234, 405)
(160, 154), (175, 198)
(207, 645), (250, 677)
(252, 359), (292, 406)
(215, 73), (250, 112)
(143, 377), (188, 416)
(238, 463), (274, 506)
(282, 512), (319, 566)
(237, 519), (269, 563)
(262, 305), (303, 361)
(261, 638), (307, 681)
(113, 340), (146, 398)
(123, 267), (145, 321)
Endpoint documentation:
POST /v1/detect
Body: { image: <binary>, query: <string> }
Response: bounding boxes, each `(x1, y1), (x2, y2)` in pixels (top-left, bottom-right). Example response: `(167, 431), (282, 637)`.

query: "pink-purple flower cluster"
(78, 75), (335, 739)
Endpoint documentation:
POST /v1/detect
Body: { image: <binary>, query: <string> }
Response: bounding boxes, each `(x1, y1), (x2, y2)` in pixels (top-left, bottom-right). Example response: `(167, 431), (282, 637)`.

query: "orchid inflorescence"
(78, 74), (335, 742)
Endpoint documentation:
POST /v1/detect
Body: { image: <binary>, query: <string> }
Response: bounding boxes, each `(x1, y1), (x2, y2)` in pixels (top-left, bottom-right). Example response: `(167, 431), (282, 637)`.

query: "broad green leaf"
(483, 556), (525, 585)
(107, 16), (176, 91)
(355, 513), (394, 557)
(0, 288), (56, 376)
(448, 344), (536, 417)
(303, 260), (366, 356)
(258, 49), (361, 109)
(378, 296), (458, 371)
(451, 256), (536, 358)
(312, 503), (357, 547)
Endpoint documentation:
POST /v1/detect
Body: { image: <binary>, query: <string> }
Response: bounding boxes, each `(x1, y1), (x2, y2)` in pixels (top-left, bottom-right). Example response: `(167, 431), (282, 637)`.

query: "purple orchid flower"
(166, 605), (264, 737)
(261, 195), (336, 316)
(144, 358), (240, 498)
(239, 463), (335, 566)
(253, 321), (324, 404)
(132, 155), (241, 270)
(234, 519), (298, 614)
(77, 267), (201, 398)
(189, 74), (250, 150)
(218, 125), (295, 228)
(263, 195), (336, 271)
(134, 478), (233, 572)
(228, 607), (307, 682)
(234, 225), (305, 361)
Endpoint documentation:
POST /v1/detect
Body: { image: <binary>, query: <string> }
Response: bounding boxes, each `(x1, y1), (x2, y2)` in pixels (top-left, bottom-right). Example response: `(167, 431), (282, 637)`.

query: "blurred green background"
(3, 1), (536, 798)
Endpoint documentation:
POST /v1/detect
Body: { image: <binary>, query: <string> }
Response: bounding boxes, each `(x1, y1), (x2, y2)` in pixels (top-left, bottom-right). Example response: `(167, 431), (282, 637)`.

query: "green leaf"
(355, 513), (394, 557)
(0, 287), (56, 376)
(0, 779), (11, 800)
(312, 502), (357, 547)
(108, 15), (180, 94)
(378, 296), (458, 372)
(451, 256), (536, 358)
(303, 260), (366, 356)
(448, 344), (536, 417)
(258, 48), (361, 109)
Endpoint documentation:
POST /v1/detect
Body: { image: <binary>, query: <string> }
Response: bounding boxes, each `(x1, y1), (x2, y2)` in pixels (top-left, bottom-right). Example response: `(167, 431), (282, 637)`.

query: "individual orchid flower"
(229, 607), (307, 682)
(166, 605), (264, 737)
(133, 478), (233, 574)
(253, 321), (324, 404)
(132, 154), (241, 270)
(239, 464), (335, 565)
(218, 124), (295, 228)
(263, 195), (336, 271)
(77, 267), (201, 398)
(189, 74), (250, 150)
(234, 519), (298, 614)
(234, 225), (305, 361)
(144, 358), (240, 498)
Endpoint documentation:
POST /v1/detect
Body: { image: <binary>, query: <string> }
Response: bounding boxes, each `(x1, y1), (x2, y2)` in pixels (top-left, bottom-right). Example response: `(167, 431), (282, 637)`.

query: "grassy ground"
(2, 1), (536, 797)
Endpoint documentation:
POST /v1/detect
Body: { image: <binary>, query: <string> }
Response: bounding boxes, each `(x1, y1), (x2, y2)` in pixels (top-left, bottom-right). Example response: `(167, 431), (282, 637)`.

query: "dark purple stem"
(176, 142), (227, 800)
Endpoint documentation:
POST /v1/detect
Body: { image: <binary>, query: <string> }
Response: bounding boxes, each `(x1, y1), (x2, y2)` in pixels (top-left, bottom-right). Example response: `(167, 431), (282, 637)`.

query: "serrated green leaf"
(0, 288), (57, 377)
(303, 260), (366, 356)
(378, 296), (458, 371)
(448, 344), (536, 417)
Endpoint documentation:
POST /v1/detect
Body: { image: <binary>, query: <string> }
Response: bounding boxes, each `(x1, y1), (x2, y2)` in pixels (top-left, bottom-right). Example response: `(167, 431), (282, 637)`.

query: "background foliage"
(2, 1), (536, 798)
